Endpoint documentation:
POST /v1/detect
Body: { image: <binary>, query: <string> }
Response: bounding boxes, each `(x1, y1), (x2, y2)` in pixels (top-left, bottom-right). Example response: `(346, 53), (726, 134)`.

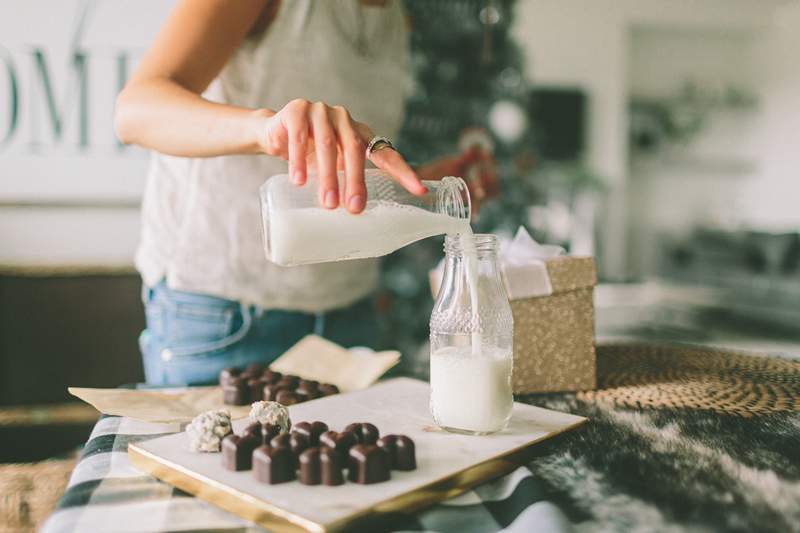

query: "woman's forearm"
(115, 78), (272, 158)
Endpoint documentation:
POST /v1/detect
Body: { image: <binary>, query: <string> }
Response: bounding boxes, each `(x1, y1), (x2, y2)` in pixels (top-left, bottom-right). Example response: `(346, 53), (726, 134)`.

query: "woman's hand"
(256, 99), (426, 214)
(416, 147), (499, 213)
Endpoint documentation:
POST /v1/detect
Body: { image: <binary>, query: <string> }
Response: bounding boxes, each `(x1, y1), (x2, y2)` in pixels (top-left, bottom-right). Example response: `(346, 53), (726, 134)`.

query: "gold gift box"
(430, 256), (597, 394)
(510, 256), (597, 393)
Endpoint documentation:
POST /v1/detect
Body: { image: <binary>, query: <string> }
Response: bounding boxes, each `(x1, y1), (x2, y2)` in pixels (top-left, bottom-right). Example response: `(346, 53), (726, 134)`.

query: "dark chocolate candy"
(261, 423), (282, 443)
(270, 433), (291, 449)
(319, 430), (357, 462)
(247, 378), (264, 403)
(344, 422), (380, 445)
(297, 379), (319, 394)
(261, 370), (283, 385)
(219, 367), (241, 386)
(317, 383), (339, 396)
(253, 445), (295, 484)
(298, 447), (321, 485)
(292, 421), (328, 446)
(320, 446), (344, 486)
(223, 377), (249, 406)
(270, 432), (310, 466)
(376, 435), (417, 471)
(222, 434), (260, 471)
(242, 423), (263, 443)
(275, 390), (301, 406)
(296, 389), (319, 402)
(277, 375), (300, 389)
(347, 444), (390, 484)
(246, 362), (265, 376)
(262, 384), (289, 402)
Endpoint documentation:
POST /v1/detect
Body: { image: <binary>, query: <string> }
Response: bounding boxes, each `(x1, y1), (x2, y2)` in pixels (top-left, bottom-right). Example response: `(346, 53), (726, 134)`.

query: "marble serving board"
(129, 377), (586, 532)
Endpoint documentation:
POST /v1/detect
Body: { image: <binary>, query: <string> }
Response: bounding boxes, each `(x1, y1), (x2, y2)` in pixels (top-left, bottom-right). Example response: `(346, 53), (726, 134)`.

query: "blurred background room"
(1, 0), (799, 530)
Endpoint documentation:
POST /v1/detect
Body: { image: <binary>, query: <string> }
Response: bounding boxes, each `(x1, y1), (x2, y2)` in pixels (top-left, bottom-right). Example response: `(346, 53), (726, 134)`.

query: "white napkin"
(500, 227), (564, 299)
(430, 227), (564, 301)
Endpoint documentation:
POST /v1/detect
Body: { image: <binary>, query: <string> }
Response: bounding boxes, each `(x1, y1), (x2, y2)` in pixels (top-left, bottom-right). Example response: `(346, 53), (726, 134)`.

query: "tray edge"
(129, 415), (587, 532)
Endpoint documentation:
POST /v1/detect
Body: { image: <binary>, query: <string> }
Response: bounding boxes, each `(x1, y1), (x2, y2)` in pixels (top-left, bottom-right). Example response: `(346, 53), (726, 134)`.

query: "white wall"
(743, 1), (800, 231)
(0, 0), (173, 269)
(512, 0), (790, 279)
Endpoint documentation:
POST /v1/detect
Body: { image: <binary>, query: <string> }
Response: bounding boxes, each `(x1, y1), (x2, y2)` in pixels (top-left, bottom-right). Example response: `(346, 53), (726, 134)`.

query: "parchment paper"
(69, 335), (400, 424)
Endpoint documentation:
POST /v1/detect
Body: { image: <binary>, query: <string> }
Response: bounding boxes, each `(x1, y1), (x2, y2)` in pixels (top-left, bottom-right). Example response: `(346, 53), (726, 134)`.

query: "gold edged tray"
(128, 378), (586, 532)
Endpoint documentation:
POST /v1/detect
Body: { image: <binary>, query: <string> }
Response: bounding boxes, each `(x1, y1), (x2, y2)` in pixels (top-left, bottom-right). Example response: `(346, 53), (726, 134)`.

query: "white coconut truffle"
(248, 401), (291, 433)
(186, 409), (232, 453)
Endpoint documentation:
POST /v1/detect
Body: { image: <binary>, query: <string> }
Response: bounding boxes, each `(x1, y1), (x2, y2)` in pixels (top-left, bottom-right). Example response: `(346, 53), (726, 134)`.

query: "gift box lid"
(540, 255), (597, 297)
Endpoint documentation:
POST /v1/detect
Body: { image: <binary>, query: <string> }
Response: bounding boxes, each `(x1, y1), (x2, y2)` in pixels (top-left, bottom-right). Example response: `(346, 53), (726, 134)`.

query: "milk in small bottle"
(429, 233), (514, 435)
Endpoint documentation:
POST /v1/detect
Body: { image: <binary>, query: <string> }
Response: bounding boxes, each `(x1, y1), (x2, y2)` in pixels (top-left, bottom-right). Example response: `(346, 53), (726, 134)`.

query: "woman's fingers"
(331, 106), (366, 213)
(370, 148), (428, 196)
(272, 100), (426, 209)
(284, 99), (309, 186)
(311, 102), (339, 209)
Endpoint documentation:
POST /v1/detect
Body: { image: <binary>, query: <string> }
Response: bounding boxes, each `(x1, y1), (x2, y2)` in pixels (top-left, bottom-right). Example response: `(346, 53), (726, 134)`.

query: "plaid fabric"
(41, 415), (572, 533)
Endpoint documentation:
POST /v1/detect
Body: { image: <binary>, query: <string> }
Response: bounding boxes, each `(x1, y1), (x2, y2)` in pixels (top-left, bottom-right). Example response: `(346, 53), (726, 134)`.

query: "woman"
(116, 0), (490, 386)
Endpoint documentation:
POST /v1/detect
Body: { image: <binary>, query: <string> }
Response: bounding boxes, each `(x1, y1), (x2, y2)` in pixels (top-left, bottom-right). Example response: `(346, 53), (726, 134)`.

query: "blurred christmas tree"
(378, 0), (540, 371)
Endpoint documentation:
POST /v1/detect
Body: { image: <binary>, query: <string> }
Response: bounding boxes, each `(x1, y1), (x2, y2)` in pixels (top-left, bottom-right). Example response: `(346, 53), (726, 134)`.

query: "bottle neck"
(443, 234), (504, 284)
(444, 234), (499, 259)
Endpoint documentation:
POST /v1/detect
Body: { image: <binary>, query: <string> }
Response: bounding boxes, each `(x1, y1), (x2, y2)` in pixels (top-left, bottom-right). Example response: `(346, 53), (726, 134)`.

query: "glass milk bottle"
(430, 234), (514, 435)
(259, 169), (471, 266)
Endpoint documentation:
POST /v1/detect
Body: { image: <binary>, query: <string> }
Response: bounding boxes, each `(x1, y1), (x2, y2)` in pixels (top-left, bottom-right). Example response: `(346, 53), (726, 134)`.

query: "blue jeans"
(139, 281), (379, 386)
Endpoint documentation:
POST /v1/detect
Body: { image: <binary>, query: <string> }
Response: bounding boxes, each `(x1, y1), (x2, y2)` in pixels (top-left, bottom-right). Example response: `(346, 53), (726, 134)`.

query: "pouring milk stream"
(260, 170), (513, 435)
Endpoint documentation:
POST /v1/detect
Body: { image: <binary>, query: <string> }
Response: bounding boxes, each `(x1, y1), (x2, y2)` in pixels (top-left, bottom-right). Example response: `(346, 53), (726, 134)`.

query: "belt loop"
(314, 312), (326, 337)
(141, 283), (154, 304)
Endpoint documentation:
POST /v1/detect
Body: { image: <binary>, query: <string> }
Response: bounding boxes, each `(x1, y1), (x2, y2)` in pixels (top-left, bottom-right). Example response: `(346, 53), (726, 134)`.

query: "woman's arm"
(115, 0), (424, 213)
(115, 0), (269, 157)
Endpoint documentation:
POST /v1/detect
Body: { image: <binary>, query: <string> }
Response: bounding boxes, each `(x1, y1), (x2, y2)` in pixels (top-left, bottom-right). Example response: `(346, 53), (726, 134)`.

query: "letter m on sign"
(31, 49), (89, 148)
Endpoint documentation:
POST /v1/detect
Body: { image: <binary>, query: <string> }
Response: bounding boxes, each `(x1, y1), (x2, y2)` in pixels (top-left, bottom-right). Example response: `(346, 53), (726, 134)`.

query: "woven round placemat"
(577, 344), (800, 417)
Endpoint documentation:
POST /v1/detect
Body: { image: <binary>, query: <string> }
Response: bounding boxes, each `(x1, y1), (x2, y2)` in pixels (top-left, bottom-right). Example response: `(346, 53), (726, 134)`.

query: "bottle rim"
(426, 176), (471, 221)
(444, 233), (499, 254)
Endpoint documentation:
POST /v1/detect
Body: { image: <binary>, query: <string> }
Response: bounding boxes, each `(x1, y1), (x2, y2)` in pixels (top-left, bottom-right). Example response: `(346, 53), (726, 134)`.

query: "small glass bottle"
(260, 170), (471, 266)
(429, 234), (514, 435)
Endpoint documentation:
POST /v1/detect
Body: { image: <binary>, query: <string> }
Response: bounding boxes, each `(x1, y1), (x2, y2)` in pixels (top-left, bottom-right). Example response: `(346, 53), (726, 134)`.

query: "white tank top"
(135, 0), (410, 312)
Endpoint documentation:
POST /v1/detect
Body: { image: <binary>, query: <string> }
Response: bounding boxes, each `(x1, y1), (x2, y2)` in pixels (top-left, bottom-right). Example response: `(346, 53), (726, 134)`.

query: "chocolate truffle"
(344, 422), (380, 445)
(261, 370), (283, 385)
(377, 435), (417, 471)
(298, 447), (322, 485)
(347, 444), (390, 484)
(186, 409), (232, 453)
(317, 383), (339, 397)
(248, 401), (292, 433)
(319, 430), (357, 462)
(320, 446), (344, 486)
(223, 376), (249, 406)
(253, 445), (295, 484)
(219, 367), (241, 386)
(292, 421), (328, 446)
(222, 434), (260, 471)
(247, 378), (264, 402)
(275, 390), (301, 406)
